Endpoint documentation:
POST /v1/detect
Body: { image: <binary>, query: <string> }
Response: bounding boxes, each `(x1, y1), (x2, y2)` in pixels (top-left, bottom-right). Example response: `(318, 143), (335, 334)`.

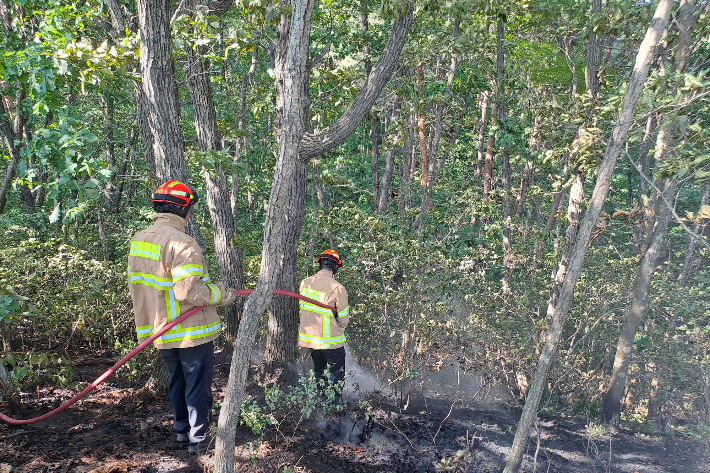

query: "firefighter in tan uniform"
(298, 249), (350, 397)
(128, 180), (236, 454)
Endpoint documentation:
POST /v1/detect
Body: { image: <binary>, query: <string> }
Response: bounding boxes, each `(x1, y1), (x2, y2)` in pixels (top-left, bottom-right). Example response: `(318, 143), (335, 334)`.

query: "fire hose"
(0, 289), (337, 425)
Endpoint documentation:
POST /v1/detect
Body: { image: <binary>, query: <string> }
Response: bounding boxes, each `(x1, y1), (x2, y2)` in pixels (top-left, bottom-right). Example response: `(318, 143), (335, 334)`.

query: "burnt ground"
(0, 351), (708, 473)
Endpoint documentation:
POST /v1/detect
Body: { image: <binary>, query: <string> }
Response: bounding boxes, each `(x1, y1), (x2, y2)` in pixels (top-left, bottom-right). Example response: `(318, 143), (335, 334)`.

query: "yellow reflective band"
(339, 306), (349, 317)
(300, 287), (326, 302)
(129, 272), (173, 289)
(154, 321), (221, 342)
(207, 283), (221, 305)
(129, 241), (162, 261)
(172, 264), (204, 284)
(299, 301), (333, 316)
(298, 333), (346, 346)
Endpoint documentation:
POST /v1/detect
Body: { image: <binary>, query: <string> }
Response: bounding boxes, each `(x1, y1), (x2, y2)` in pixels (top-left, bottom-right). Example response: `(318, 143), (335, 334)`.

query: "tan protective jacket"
(128, 213), (235, 349)
(298, 269), (350, 350)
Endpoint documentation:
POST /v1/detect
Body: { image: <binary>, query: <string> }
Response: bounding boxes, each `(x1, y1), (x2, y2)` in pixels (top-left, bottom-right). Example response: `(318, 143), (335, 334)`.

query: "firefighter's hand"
(217, 288), (238, 306)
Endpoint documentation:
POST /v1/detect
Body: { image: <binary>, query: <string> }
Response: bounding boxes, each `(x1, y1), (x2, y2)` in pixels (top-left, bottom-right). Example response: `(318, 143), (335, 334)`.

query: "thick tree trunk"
(264, 162), (307, 365)
(215, 4), (413, 470)
(214, 4), (315, 472)
(503, 1), (672, 470)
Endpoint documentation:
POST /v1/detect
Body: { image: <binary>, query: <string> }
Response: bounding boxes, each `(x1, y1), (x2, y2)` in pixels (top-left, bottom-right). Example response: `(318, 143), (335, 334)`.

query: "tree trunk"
(416, 64), (428, 188)
(414, 20), (458, 234)
(603, 0), (696, 422)
(214, 4), (315, 471)
(503, 1), (672, 470)
(493, 18), (512, 294)
(107, 0), (156, 177)
(264, 162), (307, 366)
(398, 108), (415, 215)
(231, 34), (260, 222)
(476, 91), (489, 179)
(370, 112), (380, 212)
(0, 94), (24, 214)
(215, 4), (413, 471)
(377, 99), (402, 215)
(184, 18), (244, 351)
(585, 0), (603, 99)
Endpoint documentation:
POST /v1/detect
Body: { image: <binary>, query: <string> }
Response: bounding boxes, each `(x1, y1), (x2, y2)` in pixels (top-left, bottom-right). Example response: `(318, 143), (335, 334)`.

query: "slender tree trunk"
(231, 34), (260, 222)
(370, 112), (380, 211)
(377, 100), (402, 215)
(476, 91), (489, 179)
(493, 18), (513, 294)
(398, 109), (415, 215)
(503, 2), (672, 470)
(416, 64), (428, 188)
(97, 206), (110, 262)
(515, 115), (538, 217)
(0, 94), (24, 214)
(184, 16), (244, 351)
(585, 0), (603, 99)
(414, 20), (458, 233)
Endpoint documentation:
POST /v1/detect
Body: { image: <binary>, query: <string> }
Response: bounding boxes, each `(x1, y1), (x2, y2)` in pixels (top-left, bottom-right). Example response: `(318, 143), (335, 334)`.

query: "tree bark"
(377, 99), (402, 215)
(184, 6), (245, 350)
(416, 64), (428, 188)
(231, 33), (260, 222)
(476, 91), (489, 179)
(398, 108), (415, 215)
(585, 0), (603, 99)
(214, 3), (315, 471)
(106, 0), (156, 176)
(504, 1), (672, 470)
(215, 5), (413, 471)
(370, 112), (380, 211)
(0, 93), (24, 214)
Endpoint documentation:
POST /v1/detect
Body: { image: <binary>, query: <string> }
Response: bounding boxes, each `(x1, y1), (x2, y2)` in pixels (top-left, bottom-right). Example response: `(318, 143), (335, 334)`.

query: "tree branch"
(626, 152), (710, 252)
(298, 1), (413, 162)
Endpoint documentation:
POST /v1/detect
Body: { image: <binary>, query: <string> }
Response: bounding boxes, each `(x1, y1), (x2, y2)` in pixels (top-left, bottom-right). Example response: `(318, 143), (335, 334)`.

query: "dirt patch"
(0, 353), (708, 473)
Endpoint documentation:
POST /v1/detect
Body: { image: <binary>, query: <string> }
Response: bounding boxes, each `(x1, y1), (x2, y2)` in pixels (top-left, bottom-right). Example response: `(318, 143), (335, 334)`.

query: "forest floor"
(0, 348), (708, 473)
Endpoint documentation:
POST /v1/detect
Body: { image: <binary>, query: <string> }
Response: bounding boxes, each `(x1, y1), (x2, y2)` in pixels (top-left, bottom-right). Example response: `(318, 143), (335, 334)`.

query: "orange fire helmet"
(317, 248), (342, 267)
(151, 180), (199, 208)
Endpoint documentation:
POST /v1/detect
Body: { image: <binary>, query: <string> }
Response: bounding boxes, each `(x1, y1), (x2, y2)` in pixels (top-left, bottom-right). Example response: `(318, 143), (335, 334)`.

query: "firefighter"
(127, 180), (236, 454)
(298, 249), (350, 400)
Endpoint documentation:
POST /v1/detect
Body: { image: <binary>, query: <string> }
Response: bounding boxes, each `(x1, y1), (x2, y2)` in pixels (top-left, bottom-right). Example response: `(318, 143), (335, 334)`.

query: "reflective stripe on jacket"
(298, 269), (349, 350)
(128, 213), (235, 349)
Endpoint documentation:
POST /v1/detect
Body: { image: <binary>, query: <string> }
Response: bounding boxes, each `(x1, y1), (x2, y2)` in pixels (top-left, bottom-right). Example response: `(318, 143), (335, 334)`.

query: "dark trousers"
(159, 341), (214, 443)
(311, 347), (346, 391)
